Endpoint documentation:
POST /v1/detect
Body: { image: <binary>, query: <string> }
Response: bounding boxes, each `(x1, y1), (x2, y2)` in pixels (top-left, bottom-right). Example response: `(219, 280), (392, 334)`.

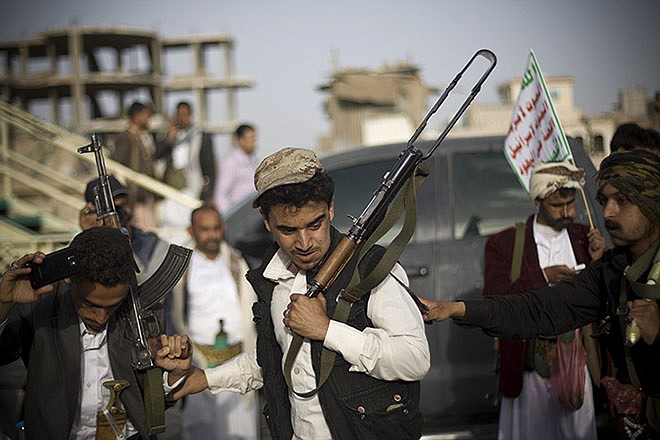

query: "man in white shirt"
(169, 205), (259, 439)
(161, 147), (430, 440)
(0, 227), (191, 439)
(214, 124), (259, 214)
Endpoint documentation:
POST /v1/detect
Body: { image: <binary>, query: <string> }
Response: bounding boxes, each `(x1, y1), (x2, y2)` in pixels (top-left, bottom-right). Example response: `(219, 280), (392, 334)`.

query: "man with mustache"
(160, 147), (430, 440)
(420, 150), (660, 438)
(169, 205), (259, 439)
(481, 161), (605, 440)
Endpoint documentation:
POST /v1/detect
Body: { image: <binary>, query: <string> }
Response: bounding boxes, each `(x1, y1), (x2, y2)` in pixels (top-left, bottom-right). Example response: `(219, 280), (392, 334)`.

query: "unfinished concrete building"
(0, 26), (254, 135)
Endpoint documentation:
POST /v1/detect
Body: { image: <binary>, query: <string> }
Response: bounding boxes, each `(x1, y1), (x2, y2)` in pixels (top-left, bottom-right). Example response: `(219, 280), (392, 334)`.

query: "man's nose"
(297, 230), (311, 249)
(602, 199), (616, 218)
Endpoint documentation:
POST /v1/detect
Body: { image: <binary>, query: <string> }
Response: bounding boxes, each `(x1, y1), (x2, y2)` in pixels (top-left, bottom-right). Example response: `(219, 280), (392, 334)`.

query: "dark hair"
(127, 101), (150, 119)
(610, 122), (648, 152)
(645, 128), (660, 151)
(70, 227), (134, 287)
(556, 187), (577, 198)
(190, 204), (223, 226)
(234, 124), (255, 139)
(258, 170), (334, 219)
(176, 101), (192, 112)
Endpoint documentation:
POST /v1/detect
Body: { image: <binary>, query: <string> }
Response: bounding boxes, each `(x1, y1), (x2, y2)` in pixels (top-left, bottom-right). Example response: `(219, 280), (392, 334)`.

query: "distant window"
(452, 151), (532, 239)
(593, 135), (604, 153)
(550, 90), (559, 100)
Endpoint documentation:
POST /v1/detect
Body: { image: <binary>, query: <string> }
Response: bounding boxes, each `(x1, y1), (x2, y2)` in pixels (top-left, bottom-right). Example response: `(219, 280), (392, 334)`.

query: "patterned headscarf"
(529, 161), (586, 201)
(597, 150), (660, 228)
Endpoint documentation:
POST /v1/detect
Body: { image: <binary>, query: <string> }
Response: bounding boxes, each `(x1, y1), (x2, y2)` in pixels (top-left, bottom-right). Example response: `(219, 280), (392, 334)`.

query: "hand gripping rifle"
(78, 134), (192, 434)
(284, 49), (497, 396)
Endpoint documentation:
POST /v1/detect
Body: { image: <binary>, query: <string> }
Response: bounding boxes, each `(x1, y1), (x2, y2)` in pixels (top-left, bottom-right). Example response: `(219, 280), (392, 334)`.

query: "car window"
(330, 156), (443, 245)
(452, 151), (532, 239)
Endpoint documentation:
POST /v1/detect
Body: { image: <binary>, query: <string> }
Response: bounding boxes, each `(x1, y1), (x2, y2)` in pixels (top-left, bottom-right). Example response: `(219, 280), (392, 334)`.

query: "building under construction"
(0, 26), (254, 134)
(0, 26), (253, 265)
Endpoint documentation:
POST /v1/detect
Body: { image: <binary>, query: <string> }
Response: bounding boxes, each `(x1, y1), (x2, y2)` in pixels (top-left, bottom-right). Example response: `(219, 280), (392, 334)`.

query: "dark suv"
(223, 136), (605, 437)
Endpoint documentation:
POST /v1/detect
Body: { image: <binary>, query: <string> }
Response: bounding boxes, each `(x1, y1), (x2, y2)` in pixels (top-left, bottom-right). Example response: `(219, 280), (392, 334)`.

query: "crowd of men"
(0, 117), (659, 440)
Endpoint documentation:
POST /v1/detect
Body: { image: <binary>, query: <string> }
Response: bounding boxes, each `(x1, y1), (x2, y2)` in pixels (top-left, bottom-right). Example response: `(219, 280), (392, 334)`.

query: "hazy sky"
(1, 0), (658, 157)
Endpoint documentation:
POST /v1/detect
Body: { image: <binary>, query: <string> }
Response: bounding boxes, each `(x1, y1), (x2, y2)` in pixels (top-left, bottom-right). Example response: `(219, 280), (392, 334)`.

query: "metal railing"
(0, 99), (202, 267)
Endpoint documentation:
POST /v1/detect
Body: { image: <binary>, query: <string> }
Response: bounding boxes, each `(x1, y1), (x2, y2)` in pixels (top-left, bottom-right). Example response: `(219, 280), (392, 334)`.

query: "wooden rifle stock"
(306, 236), (360, 297)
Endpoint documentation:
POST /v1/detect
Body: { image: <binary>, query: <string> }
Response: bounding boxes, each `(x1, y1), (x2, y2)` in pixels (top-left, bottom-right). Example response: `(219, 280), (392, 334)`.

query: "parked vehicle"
(223, 135), (605, 437)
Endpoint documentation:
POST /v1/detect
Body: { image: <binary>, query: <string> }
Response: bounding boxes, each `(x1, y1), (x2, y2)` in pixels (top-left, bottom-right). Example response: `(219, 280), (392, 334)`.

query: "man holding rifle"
(0, 226), (192, 439)
(160, 147), (430, 440)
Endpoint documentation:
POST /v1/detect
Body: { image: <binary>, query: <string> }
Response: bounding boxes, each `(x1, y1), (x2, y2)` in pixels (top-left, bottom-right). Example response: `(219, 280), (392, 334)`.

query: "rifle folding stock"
(306, 49), (497, 299)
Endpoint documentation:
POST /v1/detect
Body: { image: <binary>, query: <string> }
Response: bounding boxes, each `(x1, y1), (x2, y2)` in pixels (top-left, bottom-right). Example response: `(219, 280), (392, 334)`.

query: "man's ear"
(328, 198), (335, 222)
(187, 226), (193, 237)
(260, 209), (271, 232)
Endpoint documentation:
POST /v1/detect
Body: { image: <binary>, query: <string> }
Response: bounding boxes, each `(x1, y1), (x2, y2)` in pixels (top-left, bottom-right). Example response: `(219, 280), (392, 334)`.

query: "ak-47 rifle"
(306, 49), (497, 300)
(284, 49), (497, 396)
(78, 134), (192, 434)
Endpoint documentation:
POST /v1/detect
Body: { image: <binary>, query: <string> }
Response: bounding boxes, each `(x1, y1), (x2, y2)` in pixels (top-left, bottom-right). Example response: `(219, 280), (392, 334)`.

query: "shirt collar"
(262, 248), (298, 282)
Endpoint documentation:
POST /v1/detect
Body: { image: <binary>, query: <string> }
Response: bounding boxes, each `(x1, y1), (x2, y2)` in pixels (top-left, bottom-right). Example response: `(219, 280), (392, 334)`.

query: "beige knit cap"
(252, 147), (324, 207)
(529, 161), (586, 200)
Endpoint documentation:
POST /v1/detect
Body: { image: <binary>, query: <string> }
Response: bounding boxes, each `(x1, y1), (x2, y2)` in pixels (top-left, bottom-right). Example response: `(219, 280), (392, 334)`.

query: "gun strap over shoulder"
(283, 163), (429, 398)
(510, 222), (525, 283)
(145, 366), (166, 434)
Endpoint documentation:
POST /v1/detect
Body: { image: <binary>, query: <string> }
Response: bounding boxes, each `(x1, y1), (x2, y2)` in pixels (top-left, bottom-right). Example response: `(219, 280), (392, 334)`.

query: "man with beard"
(169, 205), (258, 439)
(480, 161), (605, 440)
(419, 150), (660, 438)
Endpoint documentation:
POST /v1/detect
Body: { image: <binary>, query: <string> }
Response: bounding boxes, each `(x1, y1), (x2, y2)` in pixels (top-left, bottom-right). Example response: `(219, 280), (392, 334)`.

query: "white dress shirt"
(205, 247), (430, 439)
(533, 214), (578, 280)
(69, 319), (138, 440)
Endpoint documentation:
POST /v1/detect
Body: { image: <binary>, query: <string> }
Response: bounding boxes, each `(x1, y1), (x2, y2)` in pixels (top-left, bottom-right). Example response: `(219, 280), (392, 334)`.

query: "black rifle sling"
(283, 163), (429, 397)
(510, 222), (525, 283)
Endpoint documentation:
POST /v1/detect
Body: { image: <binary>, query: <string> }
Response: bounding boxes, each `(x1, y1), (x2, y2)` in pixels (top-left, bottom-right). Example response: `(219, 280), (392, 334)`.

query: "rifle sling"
(283, 164), (429, 397)
(145, 366), (166, 434)
(510, 222), (525, 283)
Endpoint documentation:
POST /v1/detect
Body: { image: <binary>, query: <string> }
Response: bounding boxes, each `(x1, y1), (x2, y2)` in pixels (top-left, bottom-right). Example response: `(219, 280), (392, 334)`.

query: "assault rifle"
(78, 134), (192, 434)
(306, 49), (497, 300)
(78, 133), (192, 368)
